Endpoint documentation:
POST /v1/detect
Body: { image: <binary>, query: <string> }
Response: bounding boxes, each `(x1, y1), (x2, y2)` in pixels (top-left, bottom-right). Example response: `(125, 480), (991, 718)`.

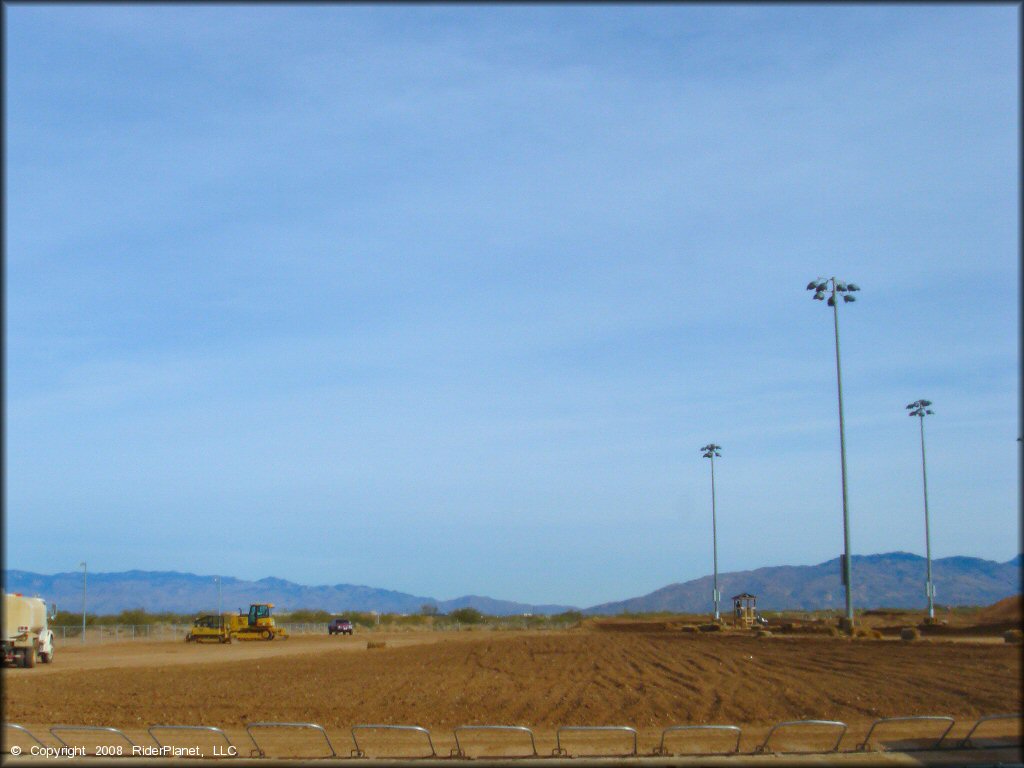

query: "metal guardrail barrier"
(756, 719), (848, 753)
(4, 724), (47, 750)
(350, 724), (436, 758)
(452, 725), (538, 758)
(0, 712), (1016, 759)
(244, 721), (336, 758)
(856, 715), (956, 751)
(656, 724), (742, 755)
(959, 713), (1023, 748)
(147, 725), (234, 755)
(553, 726), (638, 757)
(49, 725), (137, 749)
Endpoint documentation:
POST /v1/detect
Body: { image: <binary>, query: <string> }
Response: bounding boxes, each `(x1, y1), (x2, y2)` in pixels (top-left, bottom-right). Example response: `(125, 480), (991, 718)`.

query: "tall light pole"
(807, 277), (860, 628)
(906, 399), (936, 620)
(701, 443), (722, 621)
(80, 561), (87, 644)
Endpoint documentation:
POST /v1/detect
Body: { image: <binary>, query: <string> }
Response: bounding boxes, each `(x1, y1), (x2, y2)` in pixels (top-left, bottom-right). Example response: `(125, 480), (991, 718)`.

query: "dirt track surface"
(5, 632), (439, 674)
(4, 629), (1019, 734)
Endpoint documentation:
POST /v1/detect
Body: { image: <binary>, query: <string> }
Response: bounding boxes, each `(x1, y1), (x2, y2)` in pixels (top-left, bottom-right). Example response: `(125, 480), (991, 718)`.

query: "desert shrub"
(552, 610), (583, 625)
(698, 623), (723, 632)
(366, 640), (386, 649)
(449, 607), (484, 624)
(827, 627), (841, 637)
(347, 612), (378, 628)
(679, 625), (699, 633)
(755, 630), (773, 638)
(1004, 629), (1023, 643)
(900, 627), (921, 641)
(54, 609), (194, 626)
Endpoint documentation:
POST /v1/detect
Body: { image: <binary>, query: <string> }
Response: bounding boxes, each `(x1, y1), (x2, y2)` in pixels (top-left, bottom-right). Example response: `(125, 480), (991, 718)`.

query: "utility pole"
(80, 561), (87, 644)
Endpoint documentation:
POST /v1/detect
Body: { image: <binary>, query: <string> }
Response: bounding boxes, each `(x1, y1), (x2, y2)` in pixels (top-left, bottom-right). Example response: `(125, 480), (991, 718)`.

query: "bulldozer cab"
(229, 603), (287, 641)
(247, 604), (272, 626)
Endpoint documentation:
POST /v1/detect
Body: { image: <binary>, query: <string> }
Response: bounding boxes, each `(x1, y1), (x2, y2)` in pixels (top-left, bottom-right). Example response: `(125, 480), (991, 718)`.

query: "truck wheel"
(24, 648), (36, 668)
(40, 651), (52, 664)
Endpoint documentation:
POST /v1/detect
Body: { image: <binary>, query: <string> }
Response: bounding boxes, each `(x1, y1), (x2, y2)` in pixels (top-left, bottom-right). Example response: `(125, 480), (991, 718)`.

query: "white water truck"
(2, 591), (56, 668)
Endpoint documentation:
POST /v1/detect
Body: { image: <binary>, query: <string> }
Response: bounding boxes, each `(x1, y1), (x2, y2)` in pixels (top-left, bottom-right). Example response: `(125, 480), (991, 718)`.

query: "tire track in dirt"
(3, 630), (1018, 732)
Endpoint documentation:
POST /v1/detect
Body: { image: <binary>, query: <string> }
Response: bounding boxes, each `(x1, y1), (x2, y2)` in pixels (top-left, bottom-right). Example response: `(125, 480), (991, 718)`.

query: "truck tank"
(3, 593), (48, 637)
(2, 592), (56, 667)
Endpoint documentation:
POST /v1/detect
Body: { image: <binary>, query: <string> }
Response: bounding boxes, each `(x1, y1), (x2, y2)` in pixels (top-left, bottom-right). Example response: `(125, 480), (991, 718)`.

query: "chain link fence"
(50, 617), (579, 643)
(52, 623), (334, 642)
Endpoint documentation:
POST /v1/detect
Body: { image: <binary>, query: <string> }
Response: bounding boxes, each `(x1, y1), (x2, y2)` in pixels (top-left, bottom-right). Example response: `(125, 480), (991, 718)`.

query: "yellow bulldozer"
(185, 614), (231, 643)
(227, 603), (288, 641)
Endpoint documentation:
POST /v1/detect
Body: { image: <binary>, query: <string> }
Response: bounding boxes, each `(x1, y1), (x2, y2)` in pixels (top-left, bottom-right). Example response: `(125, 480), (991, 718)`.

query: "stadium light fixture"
(807, 277), (860, 628)
(907, 399), (936, 620)
(701, 443), (723, 621)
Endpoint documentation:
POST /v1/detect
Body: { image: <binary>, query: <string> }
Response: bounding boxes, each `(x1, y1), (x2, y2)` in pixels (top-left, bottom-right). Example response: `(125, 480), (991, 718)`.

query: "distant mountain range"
(3, 552), (1019, 616)
(586, 552), (1022, 614)
(0, 569), (576, 616)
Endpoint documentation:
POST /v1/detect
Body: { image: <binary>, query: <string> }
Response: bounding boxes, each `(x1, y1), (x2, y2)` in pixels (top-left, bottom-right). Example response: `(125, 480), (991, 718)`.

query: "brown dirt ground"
(977, 594), (1023, 624)
(3, 628), (1019, 746)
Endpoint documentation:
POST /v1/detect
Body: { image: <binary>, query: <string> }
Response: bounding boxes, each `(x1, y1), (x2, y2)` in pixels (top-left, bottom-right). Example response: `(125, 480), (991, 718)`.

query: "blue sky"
(4, 5), (1019, 608)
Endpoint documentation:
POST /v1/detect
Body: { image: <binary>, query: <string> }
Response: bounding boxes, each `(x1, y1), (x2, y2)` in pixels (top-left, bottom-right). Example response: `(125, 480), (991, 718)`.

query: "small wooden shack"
(731, 593), (758, 628)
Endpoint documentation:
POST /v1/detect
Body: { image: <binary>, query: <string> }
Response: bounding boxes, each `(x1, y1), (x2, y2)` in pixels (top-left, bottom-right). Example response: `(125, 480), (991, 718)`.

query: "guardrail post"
(350, 725), (436, 758)
(656, 725), (742, 755)
(4, 724), (49, 751)
(49, 726), (137, 750)
(148, 724), (235, 755)
(856, 716), (955, 752)
(959, 713), (1023, 749)
(244, 722), (336, 759)
(554, 726), (638, 757)
(757, 719), (848, 754)
(452, 725), (537, 758)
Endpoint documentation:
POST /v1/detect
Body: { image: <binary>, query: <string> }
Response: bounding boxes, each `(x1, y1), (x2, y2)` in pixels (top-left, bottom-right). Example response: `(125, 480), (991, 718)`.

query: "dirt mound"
(586, 616), (706, 632)
(590, 620), (676, 632)
(977, 595), (1023, 624)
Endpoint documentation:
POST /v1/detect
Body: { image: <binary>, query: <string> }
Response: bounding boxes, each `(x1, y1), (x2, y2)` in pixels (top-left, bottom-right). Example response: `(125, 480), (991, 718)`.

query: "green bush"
(449, 607), (484, 624)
